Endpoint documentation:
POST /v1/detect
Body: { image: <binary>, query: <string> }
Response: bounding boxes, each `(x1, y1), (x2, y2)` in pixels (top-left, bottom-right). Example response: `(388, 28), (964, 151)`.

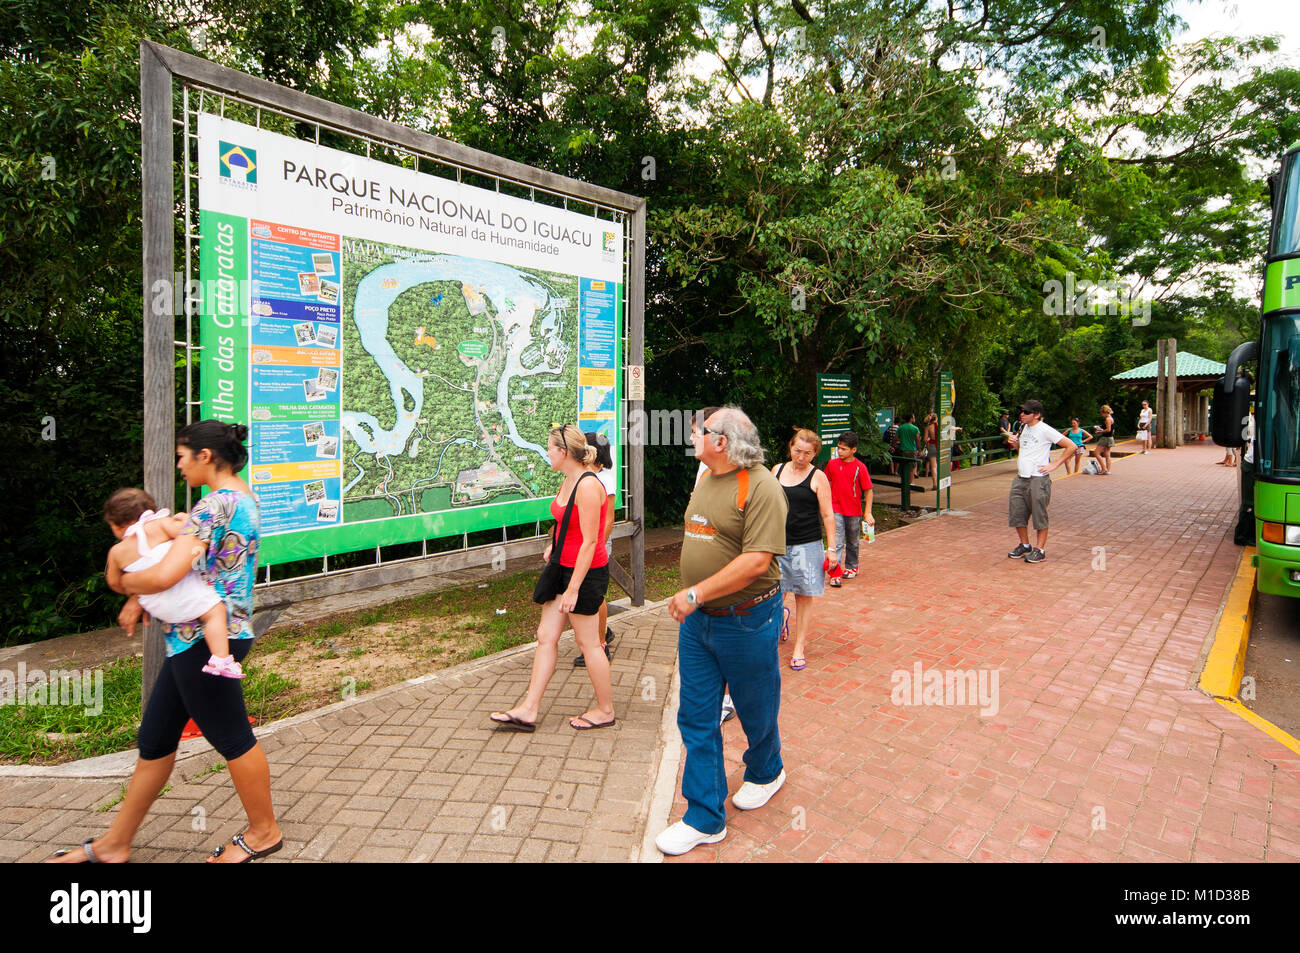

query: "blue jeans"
(677, 593), (784, 834)
(834, 514), (861, 570)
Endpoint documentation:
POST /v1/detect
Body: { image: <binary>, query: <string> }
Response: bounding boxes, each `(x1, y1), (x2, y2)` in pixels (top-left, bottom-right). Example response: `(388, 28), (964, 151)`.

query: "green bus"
(1213, 141), (1300, 596)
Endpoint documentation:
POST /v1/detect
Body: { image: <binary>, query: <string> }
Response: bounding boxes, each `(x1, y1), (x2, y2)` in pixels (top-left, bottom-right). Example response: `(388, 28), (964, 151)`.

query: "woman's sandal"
(50, 839), (121, 863)
(209, 832), (283, 863)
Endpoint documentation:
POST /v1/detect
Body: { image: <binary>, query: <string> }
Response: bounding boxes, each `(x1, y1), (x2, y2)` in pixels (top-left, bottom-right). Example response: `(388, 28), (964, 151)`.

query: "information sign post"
(817, 374), (852, 466)
(937, 371), (955, 511)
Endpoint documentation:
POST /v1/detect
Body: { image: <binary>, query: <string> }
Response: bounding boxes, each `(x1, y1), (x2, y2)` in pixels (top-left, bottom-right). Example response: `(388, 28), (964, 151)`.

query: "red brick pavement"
(663, 443), (1300, 862)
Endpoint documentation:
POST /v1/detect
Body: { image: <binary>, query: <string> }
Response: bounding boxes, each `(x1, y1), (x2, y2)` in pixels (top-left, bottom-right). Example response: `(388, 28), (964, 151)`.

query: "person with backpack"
(657, 406), (788, 855)
(883, 420), (900, 475)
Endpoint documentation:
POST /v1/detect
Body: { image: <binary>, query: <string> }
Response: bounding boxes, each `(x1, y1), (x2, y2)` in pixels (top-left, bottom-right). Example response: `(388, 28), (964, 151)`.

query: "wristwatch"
(686, 588), (698, 606)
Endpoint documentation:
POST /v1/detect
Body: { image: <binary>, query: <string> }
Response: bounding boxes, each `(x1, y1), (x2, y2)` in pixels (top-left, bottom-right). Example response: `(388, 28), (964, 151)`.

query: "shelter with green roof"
(1112, 351), (1225, 441)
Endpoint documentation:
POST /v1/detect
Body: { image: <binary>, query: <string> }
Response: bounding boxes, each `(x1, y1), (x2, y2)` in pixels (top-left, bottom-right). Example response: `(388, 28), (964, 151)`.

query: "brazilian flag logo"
(219, 142), (257, 184)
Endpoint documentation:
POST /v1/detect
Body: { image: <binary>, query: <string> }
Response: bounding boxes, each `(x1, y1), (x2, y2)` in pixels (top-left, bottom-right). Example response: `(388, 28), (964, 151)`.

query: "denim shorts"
(778, 540), (825, 596)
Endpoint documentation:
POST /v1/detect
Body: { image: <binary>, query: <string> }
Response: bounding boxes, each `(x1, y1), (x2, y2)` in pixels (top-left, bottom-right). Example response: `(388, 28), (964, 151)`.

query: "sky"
(1173, 0), (1299, 62)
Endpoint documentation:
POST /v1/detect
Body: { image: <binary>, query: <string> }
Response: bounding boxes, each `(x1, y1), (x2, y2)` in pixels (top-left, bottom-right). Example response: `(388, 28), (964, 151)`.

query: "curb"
(1198, 545), (1300, 757)
(1200, 546), (1255, 700)
(638, 659), (682, 863)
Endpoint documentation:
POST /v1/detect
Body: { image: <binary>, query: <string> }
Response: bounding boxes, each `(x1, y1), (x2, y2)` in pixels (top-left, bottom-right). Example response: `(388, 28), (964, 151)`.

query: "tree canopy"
(3, 0), (1298, 640)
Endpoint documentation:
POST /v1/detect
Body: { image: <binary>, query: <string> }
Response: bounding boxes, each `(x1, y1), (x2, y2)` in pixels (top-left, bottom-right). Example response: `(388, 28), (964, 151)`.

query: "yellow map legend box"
(579, 368), (616, 387)
(249, 461), (342, 483)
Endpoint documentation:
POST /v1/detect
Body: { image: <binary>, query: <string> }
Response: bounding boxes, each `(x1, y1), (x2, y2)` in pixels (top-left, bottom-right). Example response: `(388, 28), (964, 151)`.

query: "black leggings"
(137, 639), (257, 761)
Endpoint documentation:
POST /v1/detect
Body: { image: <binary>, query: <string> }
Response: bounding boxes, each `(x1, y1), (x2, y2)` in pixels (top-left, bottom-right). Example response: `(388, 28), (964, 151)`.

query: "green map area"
(339, 238), (579, 521)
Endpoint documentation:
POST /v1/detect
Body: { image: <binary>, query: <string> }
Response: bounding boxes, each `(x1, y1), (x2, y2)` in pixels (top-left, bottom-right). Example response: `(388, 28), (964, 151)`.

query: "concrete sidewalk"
(1, 596), (680, 862)
(3, 442), (1297, 862)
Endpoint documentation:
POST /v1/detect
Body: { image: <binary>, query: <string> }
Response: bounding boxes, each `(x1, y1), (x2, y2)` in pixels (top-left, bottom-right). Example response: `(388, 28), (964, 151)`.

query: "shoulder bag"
(533, 472), (594, 604)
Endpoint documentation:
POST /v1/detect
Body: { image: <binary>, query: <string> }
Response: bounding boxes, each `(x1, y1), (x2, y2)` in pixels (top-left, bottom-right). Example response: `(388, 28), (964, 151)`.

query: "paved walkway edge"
(638, 659), (681, 863)
(1200, 545), (1255, 700)
(0, 595), (675, 781)
(1198, 544), (1300, 757)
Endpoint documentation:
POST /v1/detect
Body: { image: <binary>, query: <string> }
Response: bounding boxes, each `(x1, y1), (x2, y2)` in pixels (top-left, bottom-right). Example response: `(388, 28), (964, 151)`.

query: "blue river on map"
(341, 255), (569, 492)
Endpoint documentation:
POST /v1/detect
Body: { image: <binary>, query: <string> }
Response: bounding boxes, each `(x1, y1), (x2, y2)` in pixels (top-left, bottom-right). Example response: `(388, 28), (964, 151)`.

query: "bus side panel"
(1254, 481), (1300, 596)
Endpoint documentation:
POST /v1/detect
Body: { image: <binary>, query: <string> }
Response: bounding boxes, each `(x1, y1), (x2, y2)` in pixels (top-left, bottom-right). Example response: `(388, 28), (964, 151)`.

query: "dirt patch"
(248, 613), (490, 710)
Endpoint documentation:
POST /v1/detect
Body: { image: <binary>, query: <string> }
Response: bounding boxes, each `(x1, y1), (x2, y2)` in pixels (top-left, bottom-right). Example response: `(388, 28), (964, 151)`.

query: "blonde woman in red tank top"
(490, 425), (615, 732)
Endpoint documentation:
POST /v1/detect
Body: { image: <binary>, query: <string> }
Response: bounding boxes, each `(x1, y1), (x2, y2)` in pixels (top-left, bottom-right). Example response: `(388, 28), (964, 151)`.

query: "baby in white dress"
(103, 488), (244, 678)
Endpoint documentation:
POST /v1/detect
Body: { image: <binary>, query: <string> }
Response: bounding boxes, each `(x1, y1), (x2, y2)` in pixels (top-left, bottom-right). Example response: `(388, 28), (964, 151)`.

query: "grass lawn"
(0, 658), (300, 765)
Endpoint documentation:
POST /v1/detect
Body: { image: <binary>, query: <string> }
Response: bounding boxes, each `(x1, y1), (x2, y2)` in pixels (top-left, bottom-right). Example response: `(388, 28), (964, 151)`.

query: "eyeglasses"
(697, 425), (721, 437)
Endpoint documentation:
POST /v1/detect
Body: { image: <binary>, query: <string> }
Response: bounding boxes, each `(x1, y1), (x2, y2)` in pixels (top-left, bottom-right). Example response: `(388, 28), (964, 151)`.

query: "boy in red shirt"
(824, 431), (874, 586)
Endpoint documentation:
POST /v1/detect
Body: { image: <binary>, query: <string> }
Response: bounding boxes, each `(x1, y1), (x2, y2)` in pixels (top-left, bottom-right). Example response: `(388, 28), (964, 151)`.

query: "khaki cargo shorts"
(1009, 475), (1051, 530)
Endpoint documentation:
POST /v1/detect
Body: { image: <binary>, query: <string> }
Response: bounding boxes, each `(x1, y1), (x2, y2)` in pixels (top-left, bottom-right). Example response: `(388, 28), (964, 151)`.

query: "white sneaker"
(655, 821), (726, 855)
(732, 769), (787, 810)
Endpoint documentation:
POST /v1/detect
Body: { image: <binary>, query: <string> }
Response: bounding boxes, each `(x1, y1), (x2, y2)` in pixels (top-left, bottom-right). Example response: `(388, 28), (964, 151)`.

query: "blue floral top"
(165, 489), (260, 658)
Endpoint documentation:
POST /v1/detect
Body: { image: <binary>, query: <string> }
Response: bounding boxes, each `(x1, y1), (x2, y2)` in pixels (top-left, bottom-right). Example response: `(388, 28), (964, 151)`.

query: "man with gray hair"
(656, 406), (789, 855)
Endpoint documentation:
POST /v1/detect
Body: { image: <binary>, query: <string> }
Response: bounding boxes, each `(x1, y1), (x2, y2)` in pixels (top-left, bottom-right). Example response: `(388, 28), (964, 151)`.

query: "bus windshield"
(1272, 149), (1300, 257)
(1259, 317), (1300, 477)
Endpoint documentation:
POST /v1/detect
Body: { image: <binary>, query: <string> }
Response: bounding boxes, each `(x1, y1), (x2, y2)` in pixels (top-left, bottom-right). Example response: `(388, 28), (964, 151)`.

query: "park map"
(339, 238), (580, 522)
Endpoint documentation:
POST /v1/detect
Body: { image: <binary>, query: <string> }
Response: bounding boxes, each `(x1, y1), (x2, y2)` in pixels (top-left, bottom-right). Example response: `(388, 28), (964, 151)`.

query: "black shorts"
(137, 638), (256, 761)
(550, 564), (609, 615)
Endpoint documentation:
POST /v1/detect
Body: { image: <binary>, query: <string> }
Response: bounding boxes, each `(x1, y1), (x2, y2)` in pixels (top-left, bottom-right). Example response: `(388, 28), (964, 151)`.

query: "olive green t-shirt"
(897, 422), (921, 453)
(680, 464), (787, 610)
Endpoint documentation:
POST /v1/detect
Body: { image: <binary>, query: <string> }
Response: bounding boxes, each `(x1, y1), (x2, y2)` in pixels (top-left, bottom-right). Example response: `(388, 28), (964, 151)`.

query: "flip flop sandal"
(569, 715), (616, 730)
(210, 832), (282, 863)
(489, 712), (537, 732)
(51, 839), (117, 863)
(790, 657), (807, 671)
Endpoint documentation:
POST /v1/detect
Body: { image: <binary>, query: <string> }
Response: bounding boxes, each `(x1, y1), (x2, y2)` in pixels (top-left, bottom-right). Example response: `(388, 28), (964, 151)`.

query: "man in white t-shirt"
(1005, 399), (1077, 564)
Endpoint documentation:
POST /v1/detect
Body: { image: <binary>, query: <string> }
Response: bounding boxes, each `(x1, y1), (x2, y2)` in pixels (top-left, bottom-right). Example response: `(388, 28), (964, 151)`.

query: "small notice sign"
(627, 364), (645, 401)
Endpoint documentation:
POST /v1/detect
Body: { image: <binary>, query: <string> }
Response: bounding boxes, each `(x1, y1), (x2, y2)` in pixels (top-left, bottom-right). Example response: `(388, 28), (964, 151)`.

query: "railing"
(869, 432), (1129, 510)
(868, 435), (1015, 510)
(951, 434), (1016, 468)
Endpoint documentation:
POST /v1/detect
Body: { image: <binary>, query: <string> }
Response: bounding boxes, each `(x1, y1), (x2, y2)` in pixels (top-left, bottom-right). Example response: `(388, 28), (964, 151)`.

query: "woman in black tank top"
(772, 429), (838, 672)
(1095, 404), (1116, 475)
(778, 464), (823, 543)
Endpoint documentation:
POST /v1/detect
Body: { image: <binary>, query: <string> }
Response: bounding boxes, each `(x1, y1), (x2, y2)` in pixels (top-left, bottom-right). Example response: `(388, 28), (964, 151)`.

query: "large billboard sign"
(197, 115), (623, 564)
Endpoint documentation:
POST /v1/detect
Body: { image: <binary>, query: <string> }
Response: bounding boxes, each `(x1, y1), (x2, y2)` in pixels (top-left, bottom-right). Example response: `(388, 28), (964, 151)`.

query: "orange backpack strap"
(736, 467), (750, 513)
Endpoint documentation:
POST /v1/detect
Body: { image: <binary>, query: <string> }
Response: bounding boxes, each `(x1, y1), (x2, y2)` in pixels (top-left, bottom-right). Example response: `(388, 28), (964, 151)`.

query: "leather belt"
(698, 584), (781, 617)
